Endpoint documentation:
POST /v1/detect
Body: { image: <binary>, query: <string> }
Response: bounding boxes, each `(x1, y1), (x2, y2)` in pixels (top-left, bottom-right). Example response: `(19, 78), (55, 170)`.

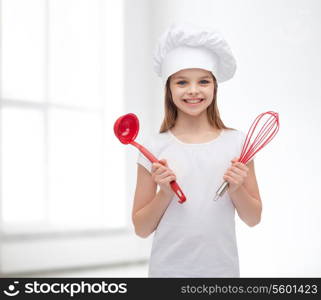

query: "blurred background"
(0, 0), (320, 277)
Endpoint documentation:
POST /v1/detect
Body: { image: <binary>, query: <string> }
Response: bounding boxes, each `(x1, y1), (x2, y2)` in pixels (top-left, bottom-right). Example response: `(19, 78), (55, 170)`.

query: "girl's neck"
(171, 111), (217, 135)
(170, 114), (221, 144)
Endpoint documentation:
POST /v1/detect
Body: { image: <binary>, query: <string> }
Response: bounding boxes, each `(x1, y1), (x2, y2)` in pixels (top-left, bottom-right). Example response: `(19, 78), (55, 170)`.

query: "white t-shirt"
(136, 128), (247, 277)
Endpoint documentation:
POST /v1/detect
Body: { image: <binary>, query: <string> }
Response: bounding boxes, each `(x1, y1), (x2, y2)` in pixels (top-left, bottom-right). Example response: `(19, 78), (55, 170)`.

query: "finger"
(226, 166), (244, 179)
(223, 175), (238, 185)
(152, 163), (166, 175)
(159, 159), (168, 166)
(228, 166), (247, 178)
(151, 164), (158, 174)
(157, 170), (174, 180)
(225, 171), (242, 184)
(155, 167), (167, 176)
(154, 167), (173, 178)
(159, 175), (176, 184)
(151, 162), (161, 172)
(230, 162), (249, 175)
(233, 162), (249, 172)
(227, 172), (245, 185)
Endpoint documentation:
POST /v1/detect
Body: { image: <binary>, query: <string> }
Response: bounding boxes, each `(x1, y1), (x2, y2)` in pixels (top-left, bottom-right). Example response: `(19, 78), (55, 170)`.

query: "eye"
(177, 80), (187, 85)
(200, 80), (210, 84)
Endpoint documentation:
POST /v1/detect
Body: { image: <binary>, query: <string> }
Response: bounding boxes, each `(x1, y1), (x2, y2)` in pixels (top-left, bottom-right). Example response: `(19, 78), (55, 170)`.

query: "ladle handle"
(169, 181), (186, 203)
(131, 141), (186, 203)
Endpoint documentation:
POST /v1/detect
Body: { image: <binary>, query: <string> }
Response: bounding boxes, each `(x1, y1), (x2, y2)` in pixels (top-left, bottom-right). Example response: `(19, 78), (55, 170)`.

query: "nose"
(187, 83), (199, 95)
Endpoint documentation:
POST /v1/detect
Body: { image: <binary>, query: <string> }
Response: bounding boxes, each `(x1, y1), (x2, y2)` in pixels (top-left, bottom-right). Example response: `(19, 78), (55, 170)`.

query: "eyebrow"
(172, 75), (212, 80)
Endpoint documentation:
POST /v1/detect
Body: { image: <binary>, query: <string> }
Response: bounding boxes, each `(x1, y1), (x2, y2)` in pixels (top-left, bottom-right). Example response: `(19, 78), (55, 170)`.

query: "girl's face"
(169, 68), (215, 117)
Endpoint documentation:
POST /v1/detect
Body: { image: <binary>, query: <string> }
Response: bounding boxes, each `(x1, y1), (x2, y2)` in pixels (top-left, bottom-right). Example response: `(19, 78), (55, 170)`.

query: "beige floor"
(27, 262), (149, 278)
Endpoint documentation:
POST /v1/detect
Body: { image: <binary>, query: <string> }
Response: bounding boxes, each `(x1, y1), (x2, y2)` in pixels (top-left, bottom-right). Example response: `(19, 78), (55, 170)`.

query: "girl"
(132, 23), (262, 277)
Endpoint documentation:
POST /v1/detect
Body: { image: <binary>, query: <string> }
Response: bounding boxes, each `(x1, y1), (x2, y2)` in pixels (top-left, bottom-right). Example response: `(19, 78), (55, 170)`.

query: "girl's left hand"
(223, 157), (249, 194)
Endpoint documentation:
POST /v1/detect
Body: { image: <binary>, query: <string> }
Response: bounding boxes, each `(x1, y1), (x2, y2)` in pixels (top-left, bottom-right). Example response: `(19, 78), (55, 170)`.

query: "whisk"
(214, 111), (280, 201)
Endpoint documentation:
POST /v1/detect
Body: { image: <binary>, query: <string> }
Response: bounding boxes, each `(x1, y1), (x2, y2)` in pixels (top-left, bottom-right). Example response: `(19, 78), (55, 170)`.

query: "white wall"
(123, 0), (154, 254)
(126, 0), (321, 276)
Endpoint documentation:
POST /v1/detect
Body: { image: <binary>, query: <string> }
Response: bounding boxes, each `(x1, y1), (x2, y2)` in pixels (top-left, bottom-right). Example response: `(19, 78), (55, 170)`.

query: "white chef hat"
(153, 22), (237, 85)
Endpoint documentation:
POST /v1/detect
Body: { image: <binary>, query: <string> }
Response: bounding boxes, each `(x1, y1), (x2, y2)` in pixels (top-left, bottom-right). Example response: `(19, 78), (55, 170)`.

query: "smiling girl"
(132, 23), (262, 277)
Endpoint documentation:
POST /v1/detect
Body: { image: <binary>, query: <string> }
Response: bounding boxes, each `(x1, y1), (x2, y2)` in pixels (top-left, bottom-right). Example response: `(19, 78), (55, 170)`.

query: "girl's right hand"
(151, 159), (176, 196)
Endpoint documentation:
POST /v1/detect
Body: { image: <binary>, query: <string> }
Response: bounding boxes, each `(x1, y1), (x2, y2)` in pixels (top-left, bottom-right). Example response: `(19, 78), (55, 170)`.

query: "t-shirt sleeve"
(136, 137), (153, 173)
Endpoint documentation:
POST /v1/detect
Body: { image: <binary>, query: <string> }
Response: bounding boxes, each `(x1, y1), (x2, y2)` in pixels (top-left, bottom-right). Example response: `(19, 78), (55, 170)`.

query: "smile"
(183, 98), (205, 105)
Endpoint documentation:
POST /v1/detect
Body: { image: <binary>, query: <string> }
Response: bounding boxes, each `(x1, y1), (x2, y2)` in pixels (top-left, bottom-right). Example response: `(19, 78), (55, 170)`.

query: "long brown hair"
(159, 73), (234, 133)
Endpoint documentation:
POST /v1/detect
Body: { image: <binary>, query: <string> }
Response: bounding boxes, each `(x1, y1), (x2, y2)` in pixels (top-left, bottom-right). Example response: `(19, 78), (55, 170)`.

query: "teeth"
(184, 99), (203, 104)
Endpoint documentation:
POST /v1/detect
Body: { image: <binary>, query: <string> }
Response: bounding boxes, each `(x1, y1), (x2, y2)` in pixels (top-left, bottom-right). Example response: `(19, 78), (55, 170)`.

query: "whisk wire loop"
(214, 111), (279, 201)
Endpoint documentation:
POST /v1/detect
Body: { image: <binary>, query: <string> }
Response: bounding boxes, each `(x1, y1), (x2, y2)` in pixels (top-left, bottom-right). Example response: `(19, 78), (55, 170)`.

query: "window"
(0, 0), (127, 235)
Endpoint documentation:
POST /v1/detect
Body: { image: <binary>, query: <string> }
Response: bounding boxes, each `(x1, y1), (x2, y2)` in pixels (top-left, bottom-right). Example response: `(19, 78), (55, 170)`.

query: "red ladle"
(113, 113), (186, 203)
